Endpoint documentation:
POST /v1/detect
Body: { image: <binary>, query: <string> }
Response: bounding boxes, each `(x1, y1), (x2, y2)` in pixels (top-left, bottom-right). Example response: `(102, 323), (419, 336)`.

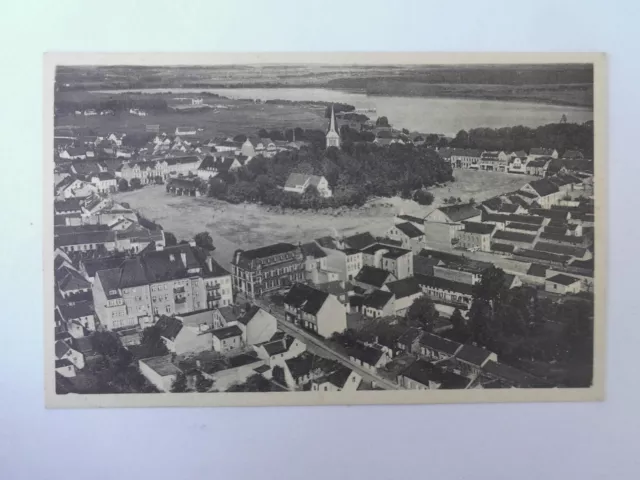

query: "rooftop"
(546, 273), (581, 286)
(506, 222), (540, 232)
(284, 283), (330, 316)
(527, 263), (548, 277)
(415, 274), (473, 296)
(300, 242), (327, 259)
(419, 332), (462, 356)
(361, 243), (412, 260)
(493, 230), (536, 244)
(362, 289), (395, 309)
(394, 222), (424, 238)
(384, 277), (422, 299)
(462, 221), (495, 235)
(456, 344), (495, 367)
(139, 355), (182, 377)
(491, 242), (515, 254)
(343, 232), (377, 251)
(347, 344), (385, 366)
(435, 203), (481, 223)
(527, 179), (560, 197)
(236, 243), (298, 261)
(399, 359), (445, 386)
(211, 324), (243, 340)
(354, 266), (394, 288)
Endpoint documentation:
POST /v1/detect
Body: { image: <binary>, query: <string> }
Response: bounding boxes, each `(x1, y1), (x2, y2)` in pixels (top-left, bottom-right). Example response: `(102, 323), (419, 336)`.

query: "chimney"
(180, 252), (187, 266)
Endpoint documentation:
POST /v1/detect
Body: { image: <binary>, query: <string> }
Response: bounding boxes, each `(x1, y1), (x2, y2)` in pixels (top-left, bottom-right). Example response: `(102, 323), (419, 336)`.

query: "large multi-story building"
(92, 244), (232, 330)
(360, 243), (413, 280)
(231, 243), (305, 299)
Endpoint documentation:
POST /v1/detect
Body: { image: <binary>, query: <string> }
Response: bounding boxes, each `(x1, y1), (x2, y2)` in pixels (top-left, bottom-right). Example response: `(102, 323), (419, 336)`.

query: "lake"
(95, 87), (593, 135)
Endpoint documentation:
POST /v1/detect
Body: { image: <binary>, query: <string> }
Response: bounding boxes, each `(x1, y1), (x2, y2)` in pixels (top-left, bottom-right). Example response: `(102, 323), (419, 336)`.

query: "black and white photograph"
(44, 52), (605, 407)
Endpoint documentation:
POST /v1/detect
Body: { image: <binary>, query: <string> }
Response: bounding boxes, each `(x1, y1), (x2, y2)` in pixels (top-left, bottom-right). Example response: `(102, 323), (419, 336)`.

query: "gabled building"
(361, 289), (395, 318)
(545, 273), (582, 294)
(425, 203), (482, 242)
(154, 315), (213, 355)
(521, 179), (562, 208)
(361, 243), (413, 280)
(382, 277), (423, 316)
(353, 265), (397, 292)
(528, 147), (559, 160)
(284, 283), (347, 338)
(232, 243), (305, 299)
(196, 155), (241, 180)
(386, 221), (426, 253)
(455, 221), (495, 252)
(283, 173), (332, 198)
(310, 366), (361, 392)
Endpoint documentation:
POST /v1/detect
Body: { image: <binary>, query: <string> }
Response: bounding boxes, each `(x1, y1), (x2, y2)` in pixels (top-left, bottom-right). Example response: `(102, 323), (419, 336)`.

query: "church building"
(326, 105), (341, 150)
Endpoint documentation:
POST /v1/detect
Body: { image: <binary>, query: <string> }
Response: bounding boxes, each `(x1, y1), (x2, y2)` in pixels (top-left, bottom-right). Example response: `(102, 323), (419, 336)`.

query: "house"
(235, 306), (278, 346)
(397, 359), (455, 390)
(382, 277), (423, 316)
(154, 315), (213, 355)
(55, 340), (85, 370)
(175, 126), (197, 136)
(520, 179), (562, 208)
(55, 176), (99, 199)
(90, 172), (117, 193)
(283, 173), (333, 198)
(492, 230), (536, 248)
(284, 283), (347, 338)
(534, 242), (589, 260)
(311, 366), (362, 392)
(196, 155), (241, 180)
(455, 222), (495, 252)
(505, 222), (541, 235)
(415, 274), (473, 310)
(166, 177), (202, 197)
(386, 221), (426, 253)
(425, 203), (481, 242)
(453, 344), (498, 378)
(545, 274), (582, 294)
(481, 360), (550, 388)
(479, 151), (510, 172)
(353, 265), (397, 292)
(301, 241), (328, 281)
(211, 325), (244, 353)
(254, 334), (306, 367)
(361, 289), (395, 318)
(526, 158), (551, 176)
(92, 244), (232, 330)
(160, 156), (203, 177)
(347, 343), (391, 372)
(529, 148), (559, 160)
(59, 147), (87, 160)
(57, 301), (96, 337)
(361, 243), (413, 280)
(232, 243), (305, 299)
(138, 356), (182, 392)
(507, 153), (529, 174)
(448, 149), (483, 169)
(418, 333), (462, 362)
(527, 263), (548, 278)
(282, 352), (339, 390)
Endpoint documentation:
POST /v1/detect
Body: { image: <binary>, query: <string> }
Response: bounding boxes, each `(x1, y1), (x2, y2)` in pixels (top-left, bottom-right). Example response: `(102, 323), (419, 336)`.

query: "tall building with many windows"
(232, 243), (305, 299)
(92, 244), (232, 330)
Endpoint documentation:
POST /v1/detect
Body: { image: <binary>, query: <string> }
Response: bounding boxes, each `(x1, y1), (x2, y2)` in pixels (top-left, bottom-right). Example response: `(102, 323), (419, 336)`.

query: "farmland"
(113, 170), (534, 270)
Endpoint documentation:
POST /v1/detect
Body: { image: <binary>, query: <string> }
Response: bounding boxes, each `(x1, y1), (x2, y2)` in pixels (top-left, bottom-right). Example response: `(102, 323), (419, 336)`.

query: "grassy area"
(55, 91), (327, 138)
(113, 170), (533, 270)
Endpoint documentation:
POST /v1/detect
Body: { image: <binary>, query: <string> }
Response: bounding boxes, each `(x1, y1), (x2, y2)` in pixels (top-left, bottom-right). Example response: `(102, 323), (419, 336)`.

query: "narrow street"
(253, 299), (400, 390)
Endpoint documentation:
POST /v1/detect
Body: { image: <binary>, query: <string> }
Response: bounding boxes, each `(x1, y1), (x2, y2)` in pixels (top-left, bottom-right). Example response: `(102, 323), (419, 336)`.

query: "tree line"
(448, 122), (594, 158)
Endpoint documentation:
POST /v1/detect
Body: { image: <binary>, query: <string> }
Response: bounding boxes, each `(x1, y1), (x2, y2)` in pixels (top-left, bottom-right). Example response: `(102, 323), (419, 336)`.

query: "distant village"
(53, 100), (595, 394)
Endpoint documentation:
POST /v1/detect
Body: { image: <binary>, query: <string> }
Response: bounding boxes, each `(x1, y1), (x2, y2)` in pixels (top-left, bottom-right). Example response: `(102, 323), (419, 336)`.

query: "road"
(253, 299), (400, 390)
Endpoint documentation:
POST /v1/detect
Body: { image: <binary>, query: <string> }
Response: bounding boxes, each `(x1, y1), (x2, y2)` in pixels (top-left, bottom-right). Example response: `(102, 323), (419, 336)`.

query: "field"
(113, 170), (534, 270)
(54, 91), (327, 138)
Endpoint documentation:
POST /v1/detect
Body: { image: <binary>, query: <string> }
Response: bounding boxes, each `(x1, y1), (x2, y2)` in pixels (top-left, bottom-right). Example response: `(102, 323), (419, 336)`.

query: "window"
(323, 386), (328, 391)
(165, 305), (171, 313)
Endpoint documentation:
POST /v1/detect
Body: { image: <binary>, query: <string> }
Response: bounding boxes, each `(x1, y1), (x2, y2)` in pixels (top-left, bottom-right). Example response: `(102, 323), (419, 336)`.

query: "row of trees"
(449, 122), (594, 157)
(205, 142), (452, 209)
(55, 96), (170, 115)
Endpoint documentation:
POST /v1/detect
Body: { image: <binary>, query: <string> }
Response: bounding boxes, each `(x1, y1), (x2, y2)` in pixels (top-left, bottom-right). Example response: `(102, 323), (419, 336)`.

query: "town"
(53, 86), (595, 395)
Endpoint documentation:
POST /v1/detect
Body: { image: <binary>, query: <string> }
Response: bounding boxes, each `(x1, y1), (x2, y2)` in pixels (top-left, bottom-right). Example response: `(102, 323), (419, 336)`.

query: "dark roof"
(236, 305), (262, 325)
(481, 211), (509, 224)
(439, 371), (470, 389)
(361, 243), (411, 260)
(155, 316), (183, 342)
(527, 263), (548, 277)
(347, 344), (385, 365)
(394, 222), (424, 238)
(491, 242), (515, 253)
(527, 179), (560, 197)
(55, 359), (73, 368)
(546, 274), (581, 286)
(419, 333), (461, 356)
(262, 340), (288, 356)
(493, 230), (536, 244)
(58, 301), (93, 320)
(516, 249), (570, 264)
(54, 198), (82, 213)
(415, 274), (473, 296)
(74, 336), (94, 355)
(384, 277), (422, 299)
(344, 232), (377, 250)
(285, 352), (337, 380)
(544, 226), (569, 236)
(396, 327), (423, 347)
(481, 197), (502, 211)
(526, 158), (549, 168)
(435, 203), (481, 222)
(211, 324), (243, 340)
(400, 359), (445, 386)
(362, 290), (395, 309)
(314, 236), (339, 249)
(498, 203), (519, 213)
(456, 344), (494, 366)
(508, 195), (530, 209)
(301, 242), (327, 259)
(482, 360), (550, 388)
(506, 222), (540, 232)
(284, 283), (329, 316)
(354, 266), (394, 288)
(324, 366), (353, 388)
(397, 214), (425, 224)
(517, 190), (539, 199)
(55, 340), (71, 358)
(529, 208), (569, 220)
(569, 258), (594, 270)
(506, 214), (545, 225)
(237, 243), (297, 261)
(539, 232), (584, 245)
(462, 222), (495, 235)
(534, 242), (587, 258)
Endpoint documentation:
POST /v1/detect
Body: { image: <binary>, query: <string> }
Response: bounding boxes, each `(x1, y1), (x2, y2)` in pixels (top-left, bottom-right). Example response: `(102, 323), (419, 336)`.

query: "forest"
(206, 142), (453, 209)
(448, 122), (594, 158)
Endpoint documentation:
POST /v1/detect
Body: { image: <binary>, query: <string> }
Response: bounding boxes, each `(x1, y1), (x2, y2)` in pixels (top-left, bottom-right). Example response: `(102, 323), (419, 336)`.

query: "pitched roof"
(482, 360), (550, 388)
(236, 243), (298, 261)
(285, 352), (337, 380)
(58, 301), (93, 320)
(55, 340), (71, 358)
(354, 266), (394, 288)
(262, 339), (289, 356)
(57, 268), (91, 292)
(394, 222), (424, 238)
(544, 225), (569, 236)
(400, 359), (445, 386)
(284, 173), (311, 189)
(527, 179), (560, 197)
(419, 333), (462, 356)
(324, 366), (353, 389)
(397, 214), (425, 224)
(534, 242), (587, 258)
(516, 249), (570, 264)
(414, 274), (473, 296)
(529, 208), (569, 220)
(343, 232), (377, 250)
(546, 273), (581, 286)
(314, 236), (339, 249)
(347, 344), (384, 366)
(284, 283), (330, 316)
(527, 263), (548, 277)
(498, 203), (519, 214)
(139, 355), (182, 377)
(155, 316), (184, 342)
(435, 203), (481, 222)
(491, 242), (515, 254)
(385, 277), (422, 299)
(456, 344), (494, 366)
(506, 214), (545, 225)
(362, 290), (395, 309)
(301, 242), (327, 259)
(211, 324), (243, 340)
(492, 230), (536, 244)
(506, 222), (540, 232)
(539, 232), (584, 245)
(361, 243), (411, 260)
(236, 305), (262, 325)
(462, 221), (495, 235)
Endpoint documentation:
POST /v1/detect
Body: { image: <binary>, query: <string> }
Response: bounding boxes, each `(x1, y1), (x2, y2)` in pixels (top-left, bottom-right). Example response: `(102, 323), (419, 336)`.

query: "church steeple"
(326, 104), (341, 150)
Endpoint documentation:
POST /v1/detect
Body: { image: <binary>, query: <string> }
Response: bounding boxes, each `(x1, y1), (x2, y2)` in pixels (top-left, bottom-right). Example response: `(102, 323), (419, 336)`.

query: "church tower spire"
(326, 104), (341, 150)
